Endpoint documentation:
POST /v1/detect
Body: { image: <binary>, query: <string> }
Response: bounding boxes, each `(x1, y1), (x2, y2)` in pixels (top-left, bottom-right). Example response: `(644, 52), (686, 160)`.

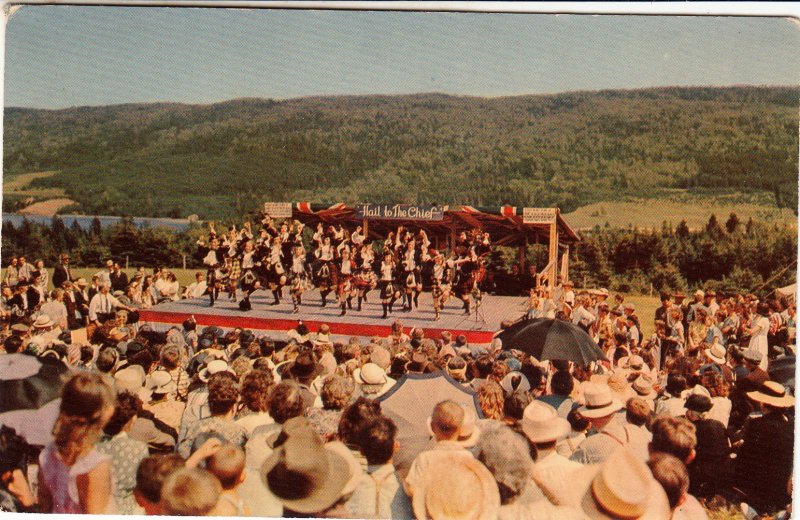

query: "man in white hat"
(569, 383), (633, 465)
(521, 401), (582, 492)
(353, 362), (395, 398)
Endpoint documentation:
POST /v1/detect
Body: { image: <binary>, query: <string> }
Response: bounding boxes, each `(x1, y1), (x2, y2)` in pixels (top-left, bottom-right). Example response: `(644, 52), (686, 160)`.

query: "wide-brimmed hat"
(538, 448), (670, 520)
(369, 346), (391, 370)
(261, 417), (352, 514)
(597, 288), (609, 297)
(607, 372), (633, 403)
(353, 363), (386, 386)
(743, 348), (763, 364)
(114, 365), (146, 394)
(10, 323), (30, 334)
(32, 315), (54, 329)
(747, 381), (795, 408)
(631, 375), (657, 400)
(622, 355), (645, 371)
(704, 343), (727, 365)
(522, 401), (571, 444)
(147, 369), (177, 395)
(75, 278), (88, 287)
(579, 383), (624, 419)
(290, 353), (320, 380)
(198, 359), (234, 383)
(411, 453), (500, 520)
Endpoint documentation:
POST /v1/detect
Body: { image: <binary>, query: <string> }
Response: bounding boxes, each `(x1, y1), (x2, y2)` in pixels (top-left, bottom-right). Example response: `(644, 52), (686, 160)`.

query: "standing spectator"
(4, 257), (19, 288)
(52, 254), (73, 291)
(648, 452), (708, 520)
(520, 401), (581, 493)
(683, 394), (730, 498)
(746, 302), (771, 371)
(97, 392), (150, 514)
(34, 260), (49, 299)
(570, 384), (630, 464)
(110, 263), (129, 293)
(37, 372), (117, 514)
(145, 370), (186, 432)
(734, 381), (794, 513)
(156, 344), (189, 401)
(16, 257), (34, 284)
(305, 374), (354, 441)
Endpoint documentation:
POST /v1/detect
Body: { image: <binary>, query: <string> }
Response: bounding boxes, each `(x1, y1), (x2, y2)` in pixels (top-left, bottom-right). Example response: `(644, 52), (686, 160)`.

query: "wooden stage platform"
(138, 289), (528, 344)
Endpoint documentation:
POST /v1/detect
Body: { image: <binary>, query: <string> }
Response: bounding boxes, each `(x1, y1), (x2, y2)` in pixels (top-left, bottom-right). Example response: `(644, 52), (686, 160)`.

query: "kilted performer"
(289, 244), (309, 313)
(337, 249), (357, 316)
(380, 253), (399, 319)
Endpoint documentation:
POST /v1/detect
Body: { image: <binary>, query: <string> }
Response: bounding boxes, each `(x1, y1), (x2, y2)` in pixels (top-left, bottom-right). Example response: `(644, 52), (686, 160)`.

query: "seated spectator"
(235, 369), (275, 435)
(306, 374), (354, 441)
(648, 452), (708, 520)
(134, 454), (187, 515)
(159, 467), (221, 516)
(649, 416), (697, 465)
(348, 416), (413, 519)
(98, 391), (150, 514)
(206, 443), (251, 516)
(410, 451), (500, 520)
(539, 448), (670, 519)
(404, 401), (474, 497)
(178, 372), (245, 458)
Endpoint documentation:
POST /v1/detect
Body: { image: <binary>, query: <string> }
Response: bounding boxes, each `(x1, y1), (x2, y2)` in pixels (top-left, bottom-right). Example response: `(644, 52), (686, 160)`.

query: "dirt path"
(17, 198), (76, 216)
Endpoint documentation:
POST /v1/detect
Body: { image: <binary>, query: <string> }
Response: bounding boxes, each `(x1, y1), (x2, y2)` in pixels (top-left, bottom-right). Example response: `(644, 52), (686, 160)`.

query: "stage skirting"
(138, 289), (526, 345)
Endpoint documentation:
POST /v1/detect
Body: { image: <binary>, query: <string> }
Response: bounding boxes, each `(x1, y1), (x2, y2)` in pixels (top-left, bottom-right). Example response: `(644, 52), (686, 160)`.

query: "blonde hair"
(52, 372), (116, 466)
(478, 382), (505, 421)
(160, 468), (221, 515)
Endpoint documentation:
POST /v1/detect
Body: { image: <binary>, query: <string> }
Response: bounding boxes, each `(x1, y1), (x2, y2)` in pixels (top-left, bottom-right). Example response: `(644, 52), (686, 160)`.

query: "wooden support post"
(362, 218), (368, 237)
(548, 221), (558, 289)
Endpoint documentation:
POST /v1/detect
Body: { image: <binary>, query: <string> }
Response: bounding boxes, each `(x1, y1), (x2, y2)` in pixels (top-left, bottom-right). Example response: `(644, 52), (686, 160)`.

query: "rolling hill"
(4, 86), (798, 222)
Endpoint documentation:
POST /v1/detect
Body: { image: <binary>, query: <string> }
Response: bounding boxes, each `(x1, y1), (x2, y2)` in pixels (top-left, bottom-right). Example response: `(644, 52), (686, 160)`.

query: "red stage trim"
(138, 309), (496, 344)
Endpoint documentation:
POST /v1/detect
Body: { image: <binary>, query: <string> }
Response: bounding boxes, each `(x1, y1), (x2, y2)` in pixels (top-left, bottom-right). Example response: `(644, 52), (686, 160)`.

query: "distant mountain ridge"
(4, 86), (797, 221)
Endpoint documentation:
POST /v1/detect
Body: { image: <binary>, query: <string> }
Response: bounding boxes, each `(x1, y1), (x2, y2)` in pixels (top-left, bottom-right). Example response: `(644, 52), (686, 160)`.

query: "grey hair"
(476, 424), (533, 503)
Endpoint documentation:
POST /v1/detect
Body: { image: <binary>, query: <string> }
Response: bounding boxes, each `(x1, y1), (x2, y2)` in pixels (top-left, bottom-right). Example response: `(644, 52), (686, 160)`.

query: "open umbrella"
(496, 318), (606, 365)
(377, 372), (482, 478)
(768, 356), (795, 392)
(0, 354), (68, 446)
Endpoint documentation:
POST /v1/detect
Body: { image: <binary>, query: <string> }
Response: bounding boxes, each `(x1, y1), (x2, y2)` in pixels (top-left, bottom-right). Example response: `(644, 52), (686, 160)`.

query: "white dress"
(748, 315), (770, 370)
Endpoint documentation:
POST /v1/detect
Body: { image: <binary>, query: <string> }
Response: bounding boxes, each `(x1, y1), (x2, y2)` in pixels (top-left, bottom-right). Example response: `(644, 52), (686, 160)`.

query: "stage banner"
(522, 207), (557, 224)
(357, 204), (444, 221)
(263, 202), (293, 218)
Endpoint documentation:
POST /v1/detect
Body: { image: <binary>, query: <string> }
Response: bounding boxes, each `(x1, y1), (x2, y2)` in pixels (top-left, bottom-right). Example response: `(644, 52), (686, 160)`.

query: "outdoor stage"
(138, 289), (528, 344)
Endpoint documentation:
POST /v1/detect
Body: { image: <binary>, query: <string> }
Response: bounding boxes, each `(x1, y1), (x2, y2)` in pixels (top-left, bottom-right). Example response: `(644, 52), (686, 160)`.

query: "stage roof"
(287, 203), (580, 247)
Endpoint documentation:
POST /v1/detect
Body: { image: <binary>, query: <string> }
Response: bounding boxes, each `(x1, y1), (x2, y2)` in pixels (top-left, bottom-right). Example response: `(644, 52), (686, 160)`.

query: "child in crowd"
(133, 454), (186, 515)
(206, 443), (251, 516)
(159, 467), (222, 516)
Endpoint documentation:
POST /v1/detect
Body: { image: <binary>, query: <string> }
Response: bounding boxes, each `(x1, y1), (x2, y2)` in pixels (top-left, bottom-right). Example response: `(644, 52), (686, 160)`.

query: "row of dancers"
(195, 218), (492, 320)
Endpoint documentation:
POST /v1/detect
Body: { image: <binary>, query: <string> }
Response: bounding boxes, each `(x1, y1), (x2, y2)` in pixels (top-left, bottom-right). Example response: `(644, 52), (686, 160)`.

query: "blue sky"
(4, 7), (799, 109)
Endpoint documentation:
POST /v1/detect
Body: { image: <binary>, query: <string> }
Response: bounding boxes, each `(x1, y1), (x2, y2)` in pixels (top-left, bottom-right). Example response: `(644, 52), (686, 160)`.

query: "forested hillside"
(4, 86), (798, 220)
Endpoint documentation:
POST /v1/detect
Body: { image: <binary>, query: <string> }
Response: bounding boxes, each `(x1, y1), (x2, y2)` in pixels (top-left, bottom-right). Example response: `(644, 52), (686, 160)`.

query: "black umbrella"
(768, 355), (795, 391)
(0, 354), (68, 446)
(496, 318), (606, 365)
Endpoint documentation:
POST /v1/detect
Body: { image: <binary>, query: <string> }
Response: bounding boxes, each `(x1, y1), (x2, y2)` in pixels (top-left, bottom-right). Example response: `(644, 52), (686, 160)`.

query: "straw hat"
(522, 401), (571, 443)
(704, 343), (727, 365)
(743, 348), (763, 364)
(607, 372), (633, 403)
(539, 448), (670, 519)
(32, 315), (54, 329)
(631, 375), (657, 400)
(455, 405), (481, 448)
(411, 454), (500, 520)
(578, 383), (623, 419)
(747, 381), (795, 408)
(147, 369), (177, 395)
(198, 359), (235, 383)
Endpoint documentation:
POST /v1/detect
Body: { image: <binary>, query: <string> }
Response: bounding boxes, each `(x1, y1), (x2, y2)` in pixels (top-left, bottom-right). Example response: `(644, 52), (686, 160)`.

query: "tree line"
(2, 213), (795, 297)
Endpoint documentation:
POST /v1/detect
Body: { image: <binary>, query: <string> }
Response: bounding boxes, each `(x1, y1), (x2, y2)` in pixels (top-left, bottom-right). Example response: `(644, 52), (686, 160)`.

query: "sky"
(3, 6), (799, 109)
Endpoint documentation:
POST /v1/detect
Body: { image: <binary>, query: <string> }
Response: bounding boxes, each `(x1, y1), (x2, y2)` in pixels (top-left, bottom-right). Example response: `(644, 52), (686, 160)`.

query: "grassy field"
(564, 189), (796, 230)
